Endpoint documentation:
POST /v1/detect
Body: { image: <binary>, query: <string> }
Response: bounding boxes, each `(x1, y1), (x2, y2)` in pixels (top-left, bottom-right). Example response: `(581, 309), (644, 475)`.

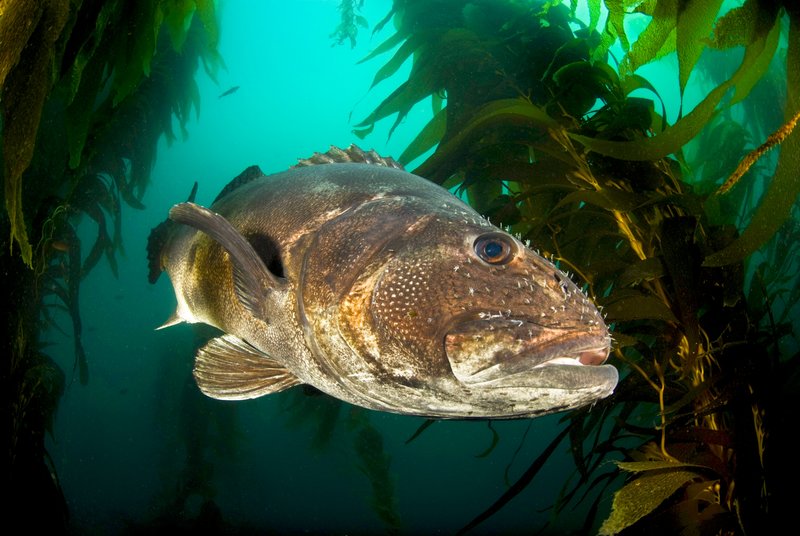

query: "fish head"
(360, 213), (617, 418)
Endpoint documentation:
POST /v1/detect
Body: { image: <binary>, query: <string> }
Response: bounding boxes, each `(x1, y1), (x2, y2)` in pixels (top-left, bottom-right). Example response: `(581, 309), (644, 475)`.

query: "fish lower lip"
(465, 361), (618, 390)
(450, 345), (612, 385)
(530, 346), (609, 369)
(580, 347), (610, 366)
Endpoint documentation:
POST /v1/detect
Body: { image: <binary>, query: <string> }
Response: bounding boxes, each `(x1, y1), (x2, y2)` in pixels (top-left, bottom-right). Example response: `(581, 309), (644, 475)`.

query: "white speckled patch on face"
(368, 218), (611, 387)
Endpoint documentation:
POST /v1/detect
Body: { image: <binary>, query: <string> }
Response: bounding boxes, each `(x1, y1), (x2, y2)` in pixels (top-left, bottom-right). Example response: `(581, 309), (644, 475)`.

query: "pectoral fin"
(169, 202), (286, 320)
(194, 334), (302, 400)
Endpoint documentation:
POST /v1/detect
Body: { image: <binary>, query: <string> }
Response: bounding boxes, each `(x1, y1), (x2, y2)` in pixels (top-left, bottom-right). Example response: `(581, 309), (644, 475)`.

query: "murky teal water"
(43, 1), (794, 534)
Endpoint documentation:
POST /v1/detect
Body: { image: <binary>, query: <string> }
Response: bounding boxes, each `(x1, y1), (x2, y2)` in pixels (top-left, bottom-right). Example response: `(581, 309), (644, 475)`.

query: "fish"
(218, 85), (240, 98)
(146, 145), (617, 419)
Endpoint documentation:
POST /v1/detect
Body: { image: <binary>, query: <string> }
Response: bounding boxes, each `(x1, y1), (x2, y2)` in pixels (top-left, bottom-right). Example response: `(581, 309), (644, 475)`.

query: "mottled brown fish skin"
(151, 157), (617, 419)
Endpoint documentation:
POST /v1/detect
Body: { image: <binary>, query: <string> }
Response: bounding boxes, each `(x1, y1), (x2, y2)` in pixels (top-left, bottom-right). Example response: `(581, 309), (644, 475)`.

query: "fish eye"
(473, 233), (516, 265)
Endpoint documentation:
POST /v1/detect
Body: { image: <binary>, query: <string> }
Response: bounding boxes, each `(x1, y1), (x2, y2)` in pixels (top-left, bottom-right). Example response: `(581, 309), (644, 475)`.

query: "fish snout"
(444, 318), (612, 386)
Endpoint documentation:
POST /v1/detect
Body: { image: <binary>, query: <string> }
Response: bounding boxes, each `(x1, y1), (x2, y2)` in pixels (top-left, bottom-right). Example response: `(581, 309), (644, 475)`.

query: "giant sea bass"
(147, 146), (617, 418)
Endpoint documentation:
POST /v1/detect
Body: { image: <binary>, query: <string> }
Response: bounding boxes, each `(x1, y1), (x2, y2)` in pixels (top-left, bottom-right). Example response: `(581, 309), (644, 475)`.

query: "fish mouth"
(444, 319), (616, 390)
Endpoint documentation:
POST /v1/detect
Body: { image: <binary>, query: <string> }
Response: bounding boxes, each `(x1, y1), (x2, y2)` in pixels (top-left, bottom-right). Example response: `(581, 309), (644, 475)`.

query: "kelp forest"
(1, 0), (222, 529)
(2, 0), (799, 534)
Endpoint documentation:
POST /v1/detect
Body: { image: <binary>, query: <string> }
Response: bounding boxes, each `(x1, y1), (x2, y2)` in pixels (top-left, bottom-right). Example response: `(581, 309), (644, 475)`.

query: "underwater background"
(3, 0), (799, 535)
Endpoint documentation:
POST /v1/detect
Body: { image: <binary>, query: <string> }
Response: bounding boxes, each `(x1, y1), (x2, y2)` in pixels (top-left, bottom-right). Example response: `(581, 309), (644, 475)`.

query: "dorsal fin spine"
(293, 144), (404, 170)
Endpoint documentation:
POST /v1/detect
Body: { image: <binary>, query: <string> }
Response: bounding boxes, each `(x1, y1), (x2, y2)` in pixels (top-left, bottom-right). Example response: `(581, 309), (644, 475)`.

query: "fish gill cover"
(1, 0), (798, 534)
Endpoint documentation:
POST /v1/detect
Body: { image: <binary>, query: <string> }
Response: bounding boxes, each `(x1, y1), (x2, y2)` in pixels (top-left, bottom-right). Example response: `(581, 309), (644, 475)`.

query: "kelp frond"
(1, 0), (222, 267)
(716, 109), (800, 195)
(331, 0), (368, 48)
(358, 1), (797, 533)
(4, 4), (222, 506)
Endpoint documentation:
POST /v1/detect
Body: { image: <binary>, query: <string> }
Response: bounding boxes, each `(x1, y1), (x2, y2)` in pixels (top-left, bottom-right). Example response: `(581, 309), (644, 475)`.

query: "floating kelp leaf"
(703, 112), (800, 266)
(466, 177), (503, 217)
(76, 2), (115, 66)
(553, 187), (645, 213)
(619, 0), (677, 76)
(550, 61), (612, 118)
(617, 257), (665, 287)
(620, 73), (668, 131)
(499, 160), (581, 190)
(367, 34), (426, 89)
(676, 0), (724, 94)
(71, 174), (120, 278)
(570, 10), (781, 161)
(660, 216), (701, 364)
(542, 32), (592, 85)
(601, 0), (630, 54)
(708, 0), (762, 49)
(44, 220), (88, 385)
(194, 0), (219, 44)
(414, 99), (558, 180)
(352, 123), (374, 139)
(398, 107), (445, 165)
(568, 414), (592, 478)
(188, 77), (202, 123)
(484, 194), (523, 227)
(356, 29), (490, 138)
(716, 108), (800, 195)
(0, 1), (41, 88)
(601, 292), (678, 323)
(591, 97), (656, 137)
(2, 0), (70, 265)
(431, 91), (444, 114)
(458, 425), (571, 535)
(350, 410), (402, 532)
(598, 467), (702, 535)
(194, 0), (222, 73)
(405, 418), (435, 445)
(110, 3), (160, 106)
(609, 331), (640, 349)
(163, 0), (198, 51)
(687, 117), (749, 192)
(615, 460), (712, 473)
(355, 64), (436, 139)
(330, 0), (368, 48)
(66, 53), (107, 170)
(704, 22), (800, 267)
(729, 8), (781, 106)
(26, 353), (66, 437)
(577, 0), (602, 34)
(280, 388), (342, 451)
(475, 421), (499, 458)
(358, 29), (407, 65)
(371, 2), (396, 36)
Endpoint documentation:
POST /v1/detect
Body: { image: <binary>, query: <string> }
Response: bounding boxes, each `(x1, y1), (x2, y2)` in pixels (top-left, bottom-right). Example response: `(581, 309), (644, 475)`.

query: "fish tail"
(146, 182), (198, 283)
(146, 220), (170, 284)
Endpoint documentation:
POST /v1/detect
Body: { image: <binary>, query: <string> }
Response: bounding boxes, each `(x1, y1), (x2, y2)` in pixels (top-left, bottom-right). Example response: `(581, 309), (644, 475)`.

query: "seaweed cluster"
(1, 0), (221, 528)
(331, 0), (369, 48)
(358, 0), (799, 533)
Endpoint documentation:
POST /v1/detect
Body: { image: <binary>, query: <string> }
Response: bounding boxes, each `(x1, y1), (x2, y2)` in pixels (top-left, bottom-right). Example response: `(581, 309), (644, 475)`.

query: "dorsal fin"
(293, 144), (404, 169)
(212, 165), (266, 204)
